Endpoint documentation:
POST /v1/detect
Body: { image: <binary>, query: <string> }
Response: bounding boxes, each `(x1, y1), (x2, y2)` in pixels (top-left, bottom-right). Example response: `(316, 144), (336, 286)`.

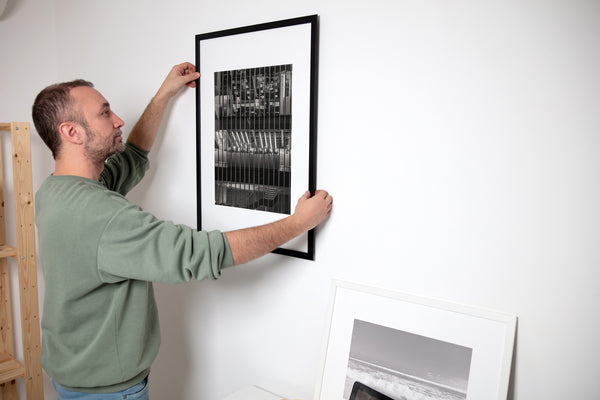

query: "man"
(32, 62), (332, 399)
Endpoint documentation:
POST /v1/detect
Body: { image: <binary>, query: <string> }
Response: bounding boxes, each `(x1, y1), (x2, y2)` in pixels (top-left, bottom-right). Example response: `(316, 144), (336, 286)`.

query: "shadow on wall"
(149, 257), (285, 399)
(151, 282), (199, 399)
(0, 0), (17, 20)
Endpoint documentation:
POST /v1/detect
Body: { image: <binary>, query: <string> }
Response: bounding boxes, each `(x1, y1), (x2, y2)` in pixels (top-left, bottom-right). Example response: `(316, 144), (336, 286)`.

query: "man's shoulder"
(37, 175), (129, 210)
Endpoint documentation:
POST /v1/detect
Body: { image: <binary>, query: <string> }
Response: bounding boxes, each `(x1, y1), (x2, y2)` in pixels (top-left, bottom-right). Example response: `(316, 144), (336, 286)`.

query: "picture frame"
(195, 15), (319, 260)
(314, 280), (518, 400)
(349, 381), (394, 400)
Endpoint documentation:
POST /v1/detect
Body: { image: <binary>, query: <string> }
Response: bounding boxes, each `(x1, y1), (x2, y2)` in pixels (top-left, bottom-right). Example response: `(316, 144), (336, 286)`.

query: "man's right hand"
(225, 190), (333, 265)
(290, 190), (333, 232)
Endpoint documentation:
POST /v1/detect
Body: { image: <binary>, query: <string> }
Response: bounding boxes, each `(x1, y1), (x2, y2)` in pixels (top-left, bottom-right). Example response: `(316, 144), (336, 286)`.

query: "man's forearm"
(127, 62), (200, 152)
(225, 190), (332, 265)
(225, 215), (304, 265)
(126, 94), (170, 152)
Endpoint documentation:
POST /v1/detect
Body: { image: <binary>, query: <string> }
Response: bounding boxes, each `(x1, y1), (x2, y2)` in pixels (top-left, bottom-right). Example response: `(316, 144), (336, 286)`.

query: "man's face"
(70, 86), (125, 162)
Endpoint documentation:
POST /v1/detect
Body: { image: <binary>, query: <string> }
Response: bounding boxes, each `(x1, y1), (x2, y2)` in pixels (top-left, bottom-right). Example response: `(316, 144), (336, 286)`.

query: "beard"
(83, 125), (126, 163)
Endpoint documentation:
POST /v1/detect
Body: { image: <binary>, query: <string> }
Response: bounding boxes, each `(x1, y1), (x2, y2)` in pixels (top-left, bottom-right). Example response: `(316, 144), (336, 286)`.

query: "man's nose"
(112, 112), (124, 128)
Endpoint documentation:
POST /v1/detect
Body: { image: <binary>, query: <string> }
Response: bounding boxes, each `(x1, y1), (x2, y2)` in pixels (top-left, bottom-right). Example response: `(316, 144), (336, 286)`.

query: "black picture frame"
(195, 15), (319, 260)
(349, 382), (394, 400)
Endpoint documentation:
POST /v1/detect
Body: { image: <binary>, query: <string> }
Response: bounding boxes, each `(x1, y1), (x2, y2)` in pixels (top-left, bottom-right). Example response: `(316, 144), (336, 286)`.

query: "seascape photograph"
(343, 320), (473, 400)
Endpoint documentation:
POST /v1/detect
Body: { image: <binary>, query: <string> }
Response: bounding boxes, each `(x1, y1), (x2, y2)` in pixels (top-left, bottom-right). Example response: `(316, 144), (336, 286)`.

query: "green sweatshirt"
(35, 142), (234, 393)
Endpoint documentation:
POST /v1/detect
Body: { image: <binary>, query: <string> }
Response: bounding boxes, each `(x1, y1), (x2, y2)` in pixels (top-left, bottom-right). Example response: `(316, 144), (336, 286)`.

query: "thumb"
(181, 72), (200, 88)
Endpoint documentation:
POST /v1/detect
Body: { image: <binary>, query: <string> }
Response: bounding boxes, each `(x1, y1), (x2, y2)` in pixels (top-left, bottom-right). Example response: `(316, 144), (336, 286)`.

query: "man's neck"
(53, 157), (104, 180)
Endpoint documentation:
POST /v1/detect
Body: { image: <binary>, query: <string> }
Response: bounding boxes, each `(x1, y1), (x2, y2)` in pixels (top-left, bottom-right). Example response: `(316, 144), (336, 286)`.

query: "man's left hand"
(156, 62), (200, 100)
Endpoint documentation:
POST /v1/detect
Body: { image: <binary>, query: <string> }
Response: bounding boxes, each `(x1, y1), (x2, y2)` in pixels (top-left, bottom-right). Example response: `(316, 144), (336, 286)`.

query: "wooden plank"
(0, 125), (19, 400)
(0, 258), (14, 355)
(11, 122), (44, 399)
(0, 246), (18, 258)
(0, 123), (11, 132)
(0, 353), (25, 383)
(0, 132), (6, 247)
(1, 380), (19, 400)
(0, 131), (15, 361)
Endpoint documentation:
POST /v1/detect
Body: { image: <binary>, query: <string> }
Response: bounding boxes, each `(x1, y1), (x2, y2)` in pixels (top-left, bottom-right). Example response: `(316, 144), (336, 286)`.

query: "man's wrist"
(151, 91), (171, 109)
(285, 214), (306, 237)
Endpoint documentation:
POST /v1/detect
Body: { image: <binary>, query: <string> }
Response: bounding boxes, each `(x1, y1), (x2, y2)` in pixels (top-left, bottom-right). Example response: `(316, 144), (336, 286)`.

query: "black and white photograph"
(214, 64), (292, 214)
(196, 15), (318, 259)
(344, 319), (472, 400)
(315, 281), (517, 400)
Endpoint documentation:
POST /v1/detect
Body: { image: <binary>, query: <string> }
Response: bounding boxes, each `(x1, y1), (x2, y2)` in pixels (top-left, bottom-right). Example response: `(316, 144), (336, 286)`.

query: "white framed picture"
(314, 280), (517, 400)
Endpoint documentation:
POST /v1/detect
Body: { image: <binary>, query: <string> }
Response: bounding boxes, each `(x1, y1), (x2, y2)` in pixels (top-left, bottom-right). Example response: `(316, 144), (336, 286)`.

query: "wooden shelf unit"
(0, 122), (43, 399)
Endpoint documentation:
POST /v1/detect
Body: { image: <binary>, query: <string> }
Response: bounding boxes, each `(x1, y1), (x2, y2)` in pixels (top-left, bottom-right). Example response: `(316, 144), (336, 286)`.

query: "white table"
(222, 385), (286, 400)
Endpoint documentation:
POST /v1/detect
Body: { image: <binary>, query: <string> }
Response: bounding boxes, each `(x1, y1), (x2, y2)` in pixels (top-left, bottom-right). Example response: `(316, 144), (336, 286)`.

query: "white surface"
(2, 1), (599, 400)
(222, 385), (284, 400)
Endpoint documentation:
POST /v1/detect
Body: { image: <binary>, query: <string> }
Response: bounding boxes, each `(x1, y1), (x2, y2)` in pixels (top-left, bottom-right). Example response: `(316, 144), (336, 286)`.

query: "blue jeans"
(52, 376), (149, 400)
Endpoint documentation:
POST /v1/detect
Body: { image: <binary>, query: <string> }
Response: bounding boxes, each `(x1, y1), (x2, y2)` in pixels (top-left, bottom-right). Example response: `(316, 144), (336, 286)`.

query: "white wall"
(1, 0), (600, 399)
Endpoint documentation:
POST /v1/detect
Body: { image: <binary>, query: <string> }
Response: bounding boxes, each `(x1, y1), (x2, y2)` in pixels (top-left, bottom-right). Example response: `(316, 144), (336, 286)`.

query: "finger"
(182, 62), (196, 71)
(179, 71), (200, 86)
(175, 62), (196, 74)
(316, 190), (329, 200)
(300, 190), (311, 200)
(184, 72), (201, 88)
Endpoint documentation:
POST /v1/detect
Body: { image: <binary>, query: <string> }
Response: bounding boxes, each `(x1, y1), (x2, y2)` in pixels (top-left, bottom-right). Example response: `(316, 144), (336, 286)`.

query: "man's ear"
(58, 122), (83, 145)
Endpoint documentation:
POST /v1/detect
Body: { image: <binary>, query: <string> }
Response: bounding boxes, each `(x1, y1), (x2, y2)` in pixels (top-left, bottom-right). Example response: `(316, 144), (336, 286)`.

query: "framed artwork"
(314, 281), (518, 400)
(195, 15), (319, 260)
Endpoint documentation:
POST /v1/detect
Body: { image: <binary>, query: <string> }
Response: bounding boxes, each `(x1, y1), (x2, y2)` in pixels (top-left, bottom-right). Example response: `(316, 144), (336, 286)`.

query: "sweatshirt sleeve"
(100, 142), (150, 195)
(96, 203), (234, 284)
